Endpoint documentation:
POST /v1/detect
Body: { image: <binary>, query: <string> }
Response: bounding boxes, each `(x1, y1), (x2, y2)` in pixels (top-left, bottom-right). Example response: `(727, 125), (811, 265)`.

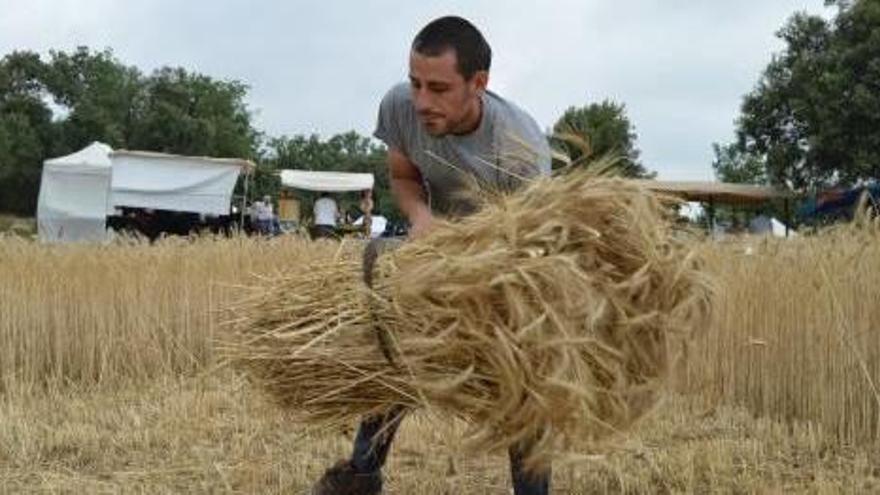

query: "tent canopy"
(280, 170), (374, 192)
(111, 150), (252, 215)
(749, 215), (796, 237)
(37, 142), (114, 243)
(633, 180), (792, 205)
(353, 214), (388, 238)
(44, 141), (113, 173)
(37, 142), (252, 243)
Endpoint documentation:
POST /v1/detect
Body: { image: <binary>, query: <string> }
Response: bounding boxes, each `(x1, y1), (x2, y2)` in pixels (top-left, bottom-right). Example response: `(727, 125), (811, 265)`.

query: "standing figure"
(312, 192), (340, 239)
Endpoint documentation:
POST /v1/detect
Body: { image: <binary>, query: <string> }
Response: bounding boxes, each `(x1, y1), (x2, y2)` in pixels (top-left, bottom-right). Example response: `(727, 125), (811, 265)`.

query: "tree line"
(0, 46), (650, 221)
(4, 1), (877, 222)
(714, 0), (880, 193)
(0, 48), (258, 216)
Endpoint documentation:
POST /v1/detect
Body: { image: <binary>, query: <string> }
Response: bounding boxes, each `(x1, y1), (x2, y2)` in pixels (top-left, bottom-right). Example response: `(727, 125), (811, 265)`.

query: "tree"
(0, 47), (262, 216)
(552, 100), (653, 178)
(736, 0), (880, 191)
(44, 47), (142, 153)
(130, 67), (258, 159)
(0, 51), (54, 214)
(711, 142), (767, 184)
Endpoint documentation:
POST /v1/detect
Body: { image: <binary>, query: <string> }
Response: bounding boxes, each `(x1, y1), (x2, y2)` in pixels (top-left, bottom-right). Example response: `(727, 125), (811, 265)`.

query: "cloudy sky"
(1, 1), (831, 180)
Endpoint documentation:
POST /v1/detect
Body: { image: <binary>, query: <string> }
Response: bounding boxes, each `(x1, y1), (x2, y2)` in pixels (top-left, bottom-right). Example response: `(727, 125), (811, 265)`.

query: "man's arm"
(387, 147), (433, 237)
(333, 200), (341, 222)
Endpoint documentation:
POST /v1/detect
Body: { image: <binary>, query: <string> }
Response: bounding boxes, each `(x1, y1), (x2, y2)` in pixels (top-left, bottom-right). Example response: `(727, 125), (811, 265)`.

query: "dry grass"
(685, 222), (880, 446)
(223, 172), (713, 466)
(0, 374), (877, 494)
(0, 214), (35, 237)
(0, 219), (879, 492)
(0, 235), (337, 392)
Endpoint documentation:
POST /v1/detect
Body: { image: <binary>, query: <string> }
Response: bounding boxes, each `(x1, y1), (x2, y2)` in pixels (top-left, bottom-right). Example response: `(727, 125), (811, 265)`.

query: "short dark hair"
(412, 16), (492, 80)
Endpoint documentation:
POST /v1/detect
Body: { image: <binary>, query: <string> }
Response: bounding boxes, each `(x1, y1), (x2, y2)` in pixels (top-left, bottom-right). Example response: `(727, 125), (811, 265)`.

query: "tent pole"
(784, 198), (791, 238)
(362, 188), (373, 238)
(241, 170), (250, 229)
(706, 196), (716, 237)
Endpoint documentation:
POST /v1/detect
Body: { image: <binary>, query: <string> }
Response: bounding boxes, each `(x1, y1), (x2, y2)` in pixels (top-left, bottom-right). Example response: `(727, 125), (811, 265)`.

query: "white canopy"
(749, 215), (796, 238)
(111, 150), (249, 215)
(353, 214), (388, 238)
(37, 142), (113, 243)
(37, 143), (252, 243)
(280, 170), (374, 192)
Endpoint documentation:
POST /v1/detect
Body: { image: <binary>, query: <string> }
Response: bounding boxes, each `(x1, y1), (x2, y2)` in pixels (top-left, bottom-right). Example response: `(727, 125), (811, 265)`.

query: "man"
(256, 195), (275, 235)
(313, 16), (551, 495)
(312, 192), (340, 239)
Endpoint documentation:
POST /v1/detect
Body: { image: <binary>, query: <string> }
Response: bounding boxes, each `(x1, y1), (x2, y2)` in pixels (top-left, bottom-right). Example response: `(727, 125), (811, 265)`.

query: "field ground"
(0, 215), (35, 237)
(2, 374), (878, 494)
(1, 228), (879, 493)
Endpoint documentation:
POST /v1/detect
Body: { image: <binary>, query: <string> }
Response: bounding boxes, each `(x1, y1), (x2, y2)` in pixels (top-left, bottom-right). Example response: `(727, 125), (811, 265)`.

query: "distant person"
(248, 200), (261, 233)
(312, 192), (340, 239)
(359, 189), (374, 236)
(255, 195), (275, 235)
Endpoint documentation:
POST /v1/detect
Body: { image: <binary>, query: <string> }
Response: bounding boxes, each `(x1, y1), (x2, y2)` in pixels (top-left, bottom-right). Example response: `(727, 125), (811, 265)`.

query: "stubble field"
(1, 226), (878, 494)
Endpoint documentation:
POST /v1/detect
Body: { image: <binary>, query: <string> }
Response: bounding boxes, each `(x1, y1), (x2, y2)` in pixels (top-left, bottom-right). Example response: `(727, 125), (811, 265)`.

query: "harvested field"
(1, 223), (879, 493)
(1, 375), (878, 493)
(687, 222), (880, 446)
(222, 174), (713, 466)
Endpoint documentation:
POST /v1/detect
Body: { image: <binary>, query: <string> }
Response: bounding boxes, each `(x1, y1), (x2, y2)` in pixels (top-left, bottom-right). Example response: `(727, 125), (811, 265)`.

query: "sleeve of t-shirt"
(373, 86), (406, 152)
(533, 137), (552, 177)
(495, 115), (552, 191)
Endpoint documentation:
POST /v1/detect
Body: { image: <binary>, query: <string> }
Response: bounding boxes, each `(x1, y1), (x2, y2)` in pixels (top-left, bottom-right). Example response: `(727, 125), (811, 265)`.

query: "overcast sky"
(0, 1), (831, 180)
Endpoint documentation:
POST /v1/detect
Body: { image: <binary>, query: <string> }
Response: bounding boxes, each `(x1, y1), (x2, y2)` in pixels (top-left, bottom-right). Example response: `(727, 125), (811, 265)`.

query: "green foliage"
(0, 46), (395, 221)
(129, 67), (257, 158)
(0, 51), (54, 214)
(736, 0), (880, 190)
(711, 142), (767, 184)
(0, 47), (260, 215)
(45, 47), (142, 152)
(244, 160), (282, 210)
(551, 101), (654, 178)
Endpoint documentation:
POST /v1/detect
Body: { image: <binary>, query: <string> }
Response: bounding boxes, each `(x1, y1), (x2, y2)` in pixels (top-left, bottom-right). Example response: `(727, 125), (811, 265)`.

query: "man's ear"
(471, 70), (489, 94)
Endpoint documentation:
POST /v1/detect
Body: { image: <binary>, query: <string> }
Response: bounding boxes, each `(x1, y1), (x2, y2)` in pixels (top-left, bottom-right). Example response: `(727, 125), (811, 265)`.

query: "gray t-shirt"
(374, 82), (551, 217)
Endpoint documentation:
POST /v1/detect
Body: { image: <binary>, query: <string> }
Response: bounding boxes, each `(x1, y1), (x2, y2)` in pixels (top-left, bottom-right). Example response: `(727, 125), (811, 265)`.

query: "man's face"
(409, 49), (487, 136)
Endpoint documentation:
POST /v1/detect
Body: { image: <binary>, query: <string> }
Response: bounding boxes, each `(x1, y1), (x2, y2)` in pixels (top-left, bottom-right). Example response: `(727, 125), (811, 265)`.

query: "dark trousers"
(350, 407), (550, 495)
(310, 224), (338, 240)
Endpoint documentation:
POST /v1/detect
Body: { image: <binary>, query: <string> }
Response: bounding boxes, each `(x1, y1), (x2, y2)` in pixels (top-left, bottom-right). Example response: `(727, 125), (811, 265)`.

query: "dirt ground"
(1, 374), (877, 494)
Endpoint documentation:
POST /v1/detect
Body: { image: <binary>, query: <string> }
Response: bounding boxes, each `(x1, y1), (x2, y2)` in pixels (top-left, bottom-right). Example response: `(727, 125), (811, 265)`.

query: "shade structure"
(633, 180), (792, 205)
(37, 144), (253, 243)
(111, 150), (252, 216)
(37, 142), (114, 243)
(279, 170), (374, 192)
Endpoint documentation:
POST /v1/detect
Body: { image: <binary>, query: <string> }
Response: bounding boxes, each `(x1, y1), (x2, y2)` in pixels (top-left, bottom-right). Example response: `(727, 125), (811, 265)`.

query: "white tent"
(111, 150), (249, 215)
(749, 215), (796, 237)
(353, 214), (388, 238)
(279, 170), (374, 192)
(37, 142), (113, 243)
(37, 143), (253, 243)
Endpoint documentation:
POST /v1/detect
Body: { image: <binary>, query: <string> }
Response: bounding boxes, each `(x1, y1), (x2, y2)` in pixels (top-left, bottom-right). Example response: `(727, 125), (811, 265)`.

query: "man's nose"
(411, 87), (433, 112)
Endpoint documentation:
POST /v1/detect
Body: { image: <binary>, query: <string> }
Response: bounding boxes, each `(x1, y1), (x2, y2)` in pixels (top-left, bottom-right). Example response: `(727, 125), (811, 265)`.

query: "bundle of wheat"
(221, 166), (713, 466)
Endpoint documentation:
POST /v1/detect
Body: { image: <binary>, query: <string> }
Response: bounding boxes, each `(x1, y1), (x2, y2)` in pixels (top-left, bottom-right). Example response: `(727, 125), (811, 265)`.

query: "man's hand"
(387, 147), (434, 239)
(408, 209), (433, 239)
